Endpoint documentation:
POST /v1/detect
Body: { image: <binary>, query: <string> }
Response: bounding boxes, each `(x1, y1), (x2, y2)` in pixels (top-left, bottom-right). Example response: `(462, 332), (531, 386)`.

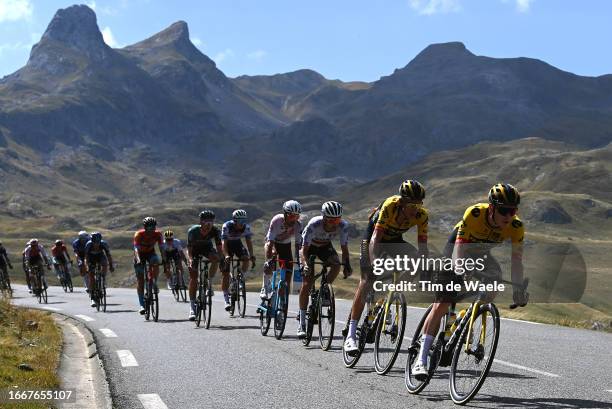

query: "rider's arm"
(221, 240), (230, 258)
(246, 237), (254, 259)
(368, 228), (383, 265)
(133, 232), (141, 264)
(300, 244), (309, 266)
(264, 241), (274, 260)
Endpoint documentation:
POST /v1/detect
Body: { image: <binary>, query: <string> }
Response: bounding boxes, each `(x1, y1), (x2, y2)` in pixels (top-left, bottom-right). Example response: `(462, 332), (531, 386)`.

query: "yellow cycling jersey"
(455, 203), (524, 244)
(373, 195), (429, 241)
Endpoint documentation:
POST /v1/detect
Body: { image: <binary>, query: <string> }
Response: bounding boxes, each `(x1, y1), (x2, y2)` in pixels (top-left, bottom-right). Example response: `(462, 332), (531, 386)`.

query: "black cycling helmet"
(488, 183), (520, 207)
(199, 210), (215, 221)
(91, 232), (102, 243)
(399, 180), (425, 201)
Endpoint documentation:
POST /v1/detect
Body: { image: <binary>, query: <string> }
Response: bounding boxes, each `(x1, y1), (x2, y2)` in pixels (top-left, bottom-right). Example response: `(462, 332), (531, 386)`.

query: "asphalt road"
(11, 284), (612, 409)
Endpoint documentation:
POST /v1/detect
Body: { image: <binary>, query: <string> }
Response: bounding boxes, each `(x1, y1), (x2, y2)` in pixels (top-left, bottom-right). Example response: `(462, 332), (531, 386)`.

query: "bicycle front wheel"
(449, 303), (500, 405)
(318, 284), (335, 351)
(144, 284), (151, 321)
(179, 273), (187, 302)
(195, 282), (204, 328)
(205, 279), (212, 329)
(374, 292), (407, 375)
(259, 299), (272, 336)
(67, 273), (73, 292)
(101, 276), (107, 312)
(238, 278), (246, 318)
(229, 278), (236, 317)
(302, 301), (315, 346)
(152, 283), (159, 322)
(274, 281), (289, 340)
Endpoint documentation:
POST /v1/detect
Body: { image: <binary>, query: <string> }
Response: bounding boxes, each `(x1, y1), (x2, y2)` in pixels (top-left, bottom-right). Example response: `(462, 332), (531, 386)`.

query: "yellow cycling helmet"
(164, 230), (174, 239)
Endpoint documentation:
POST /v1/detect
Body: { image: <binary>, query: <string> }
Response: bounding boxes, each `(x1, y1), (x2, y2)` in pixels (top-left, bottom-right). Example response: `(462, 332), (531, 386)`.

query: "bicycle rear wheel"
(374, 292), (407, 375)
(204, 279), (212, 329)
(259, 299), (271, 335)
(274, 281), (289, 340)
(318, 284), (335, 351)
(238, 277), (246, 318)
(449, 303), (500, 405)
(405, 304), (435, 394)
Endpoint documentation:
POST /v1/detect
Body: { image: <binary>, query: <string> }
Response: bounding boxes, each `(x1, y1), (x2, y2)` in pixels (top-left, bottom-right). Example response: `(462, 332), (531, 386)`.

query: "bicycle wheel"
(259, 299), (271, 335)
(374, 292), (407, 375)
(172, 271), (180, 302)
(101, 275), (107, 312)
(238, 277), (246, 318)
(302, 299), (316, 346)
(152, 283), (159, 322)
(144, 283), (151, 321)
(95, 275), (102, 312)
(179, 273), (187, 302)
(42, 285), (48, 304)
(405, 304), (436, 394)
(195, 281), (204, 327)
(274, 281), (289, 340)
(449, 303), (500, 405)
(342, 313), (366, 368)
(229, 277), (236, 317)
(67, 272), (73, 292)
(318, 284), (335, 351)
(61, 269), (68, 292)
(205, 279), (212, 329)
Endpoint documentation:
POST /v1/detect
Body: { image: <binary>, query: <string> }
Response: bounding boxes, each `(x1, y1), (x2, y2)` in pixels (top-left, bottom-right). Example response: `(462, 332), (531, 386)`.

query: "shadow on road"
(471, 393), (612, 408)
(104, 309), (138, 314)
(212, 325), (261, 330)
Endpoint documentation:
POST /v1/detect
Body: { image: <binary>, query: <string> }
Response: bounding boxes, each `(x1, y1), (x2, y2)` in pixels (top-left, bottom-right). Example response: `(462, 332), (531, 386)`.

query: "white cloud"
(247, 49), (267, 61)
(86, 1), (96, 10)
(213, 48), (234, 64)
(409, 0), (461, 15)
(0, 0), (33, 22)
(101, 26), (118, 47)
(191, 36), (203, 47)
(515, 0), (533, 12)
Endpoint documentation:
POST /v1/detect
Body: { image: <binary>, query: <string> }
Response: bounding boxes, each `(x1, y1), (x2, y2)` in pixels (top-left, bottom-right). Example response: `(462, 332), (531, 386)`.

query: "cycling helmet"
(199, 210), (215, 220)
(78, 230), (89, 240)
(55, 240), (63, 246)
(164, 230), (174, 239)
(232, 209), (247, 220)
(399, 180), (425, 201)
(321, 201), (343, 218)
(143, 216), (157, 228)
(91, 232), (102, 243)
(488, 183), (520, 207)
(283, 200), (302, 215)
(30, 238), (39, 245)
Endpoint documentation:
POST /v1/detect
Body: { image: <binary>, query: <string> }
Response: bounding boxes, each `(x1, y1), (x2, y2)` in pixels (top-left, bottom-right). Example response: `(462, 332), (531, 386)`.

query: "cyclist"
(0, 241), (13, 289)
(344, 180), (429, 355)
(23, 239), (51, 295)
(51, 240), (73, 283)
(412, 183), (528, 379)
(187, 210), (223, 320)
(161, 230), (188, 291)
(85, 232), (114, 307)
(261, 200), (303, 300)
(297, 201), (352, 338)
(221, 209), (255, 311)
(72, 231), (91, 291)
(133, 217), (164, 315)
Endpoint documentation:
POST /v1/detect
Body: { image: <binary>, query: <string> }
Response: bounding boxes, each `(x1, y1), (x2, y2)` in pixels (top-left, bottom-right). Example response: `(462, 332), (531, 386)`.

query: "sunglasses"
(399, 199), (423, 208)
(496, 206), (518, 217)
(324, 217), (342, 225)
(200, 220), (213, 225)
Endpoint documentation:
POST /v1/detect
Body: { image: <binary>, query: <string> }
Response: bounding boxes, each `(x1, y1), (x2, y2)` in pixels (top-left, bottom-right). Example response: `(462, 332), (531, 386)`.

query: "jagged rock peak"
(40, 5), (105, 52)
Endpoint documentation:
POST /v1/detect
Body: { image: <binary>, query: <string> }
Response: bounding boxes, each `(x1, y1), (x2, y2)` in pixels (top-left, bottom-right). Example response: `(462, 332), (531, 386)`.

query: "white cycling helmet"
(78, 230), (89, 240)
(321, 201), (343, 218)
(282, 200), (302, 215)
(232, 209), (248, 220)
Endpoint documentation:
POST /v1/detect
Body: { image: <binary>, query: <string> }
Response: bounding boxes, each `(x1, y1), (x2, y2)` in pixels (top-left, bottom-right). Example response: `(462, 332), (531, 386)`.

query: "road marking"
(606, 390), (612, 393)
(117, 350), (138, 367)
(41, 306), (61, 311)
(494, 359), (559, 377)
(99, 328), (117, 338)
(137, 394), (168, 409)
(501, 317), (542, 325)
(75, 314), (95, 322)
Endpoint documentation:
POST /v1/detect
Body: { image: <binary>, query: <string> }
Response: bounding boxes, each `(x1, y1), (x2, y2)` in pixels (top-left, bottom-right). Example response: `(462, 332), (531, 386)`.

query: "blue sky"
(1, 0), (611, 81)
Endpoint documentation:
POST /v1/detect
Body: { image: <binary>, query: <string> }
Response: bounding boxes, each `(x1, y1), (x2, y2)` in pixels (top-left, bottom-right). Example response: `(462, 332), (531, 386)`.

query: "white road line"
(75, 314), (95, 322)
(99, 328), (117, 338)
(137, 394), (168, 409)
(606, 389), (612, 393)
(117, 350), (138, 367)
(501, 317), (543, 325)
(41, 306), (61, 311)
(494, 358), (559, 377)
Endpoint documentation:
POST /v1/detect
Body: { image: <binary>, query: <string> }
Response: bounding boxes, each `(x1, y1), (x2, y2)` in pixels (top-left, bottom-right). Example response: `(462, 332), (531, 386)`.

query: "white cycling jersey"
(265, 214), (303, 245)
(302, 216), (349, 247)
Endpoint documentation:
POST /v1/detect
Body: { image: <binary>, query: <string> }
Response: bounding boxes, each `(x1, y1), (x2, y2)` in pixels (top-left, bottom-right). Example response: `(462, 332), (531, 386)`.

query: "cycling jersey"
(302, 216), (349, 247)
(162, 238), (184, 255)
(51, 244), (70, 263)
(454, 203), (524, 245)
(187, 225), (222, 249)
(133, 230), (163, 254)
(221, 221), (253, 241)
(85, 240), (112, 258)
(72, 238), (88, 258)
(0, 246), (10, 266)
(265, 214), (302, 245)
(371, 195), (428, 242)
(24, 244), (48, 260)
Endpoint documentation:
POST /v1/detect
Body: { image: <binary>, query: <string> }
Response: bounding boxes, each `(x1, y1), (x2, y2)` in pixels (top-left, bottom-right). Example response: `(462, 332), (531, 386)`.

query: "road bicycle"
(0, 266), (13, 297)
(257, 257), (291, 340)
(404, 272), (529, 405)
(57, 261), (74, 293)
(30, 263), (48, 304)
(228, 256), (247, 318)
(90, 262), (107, 312)
(142, 258), (159, 322)
(169, 258), (187, 303)
(193, 256), (212, 329)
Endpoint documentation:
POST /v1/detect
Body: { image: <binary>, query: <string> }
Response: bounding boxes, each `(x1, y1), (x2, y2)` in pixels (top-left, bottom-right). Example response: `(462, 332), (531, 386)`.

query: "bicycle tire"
(229, 278), (236, 317)
(61, 268), (68, 293)
(67, 272), (73, 292)
(302, 301), (316, 346)
(238, 277), (246, 318)
(195, 281), (204, 328)
(274, 281), (289, 340)
(144, 282), (151, 321)
(179, 273), (187, 302)
(171, 262), (180, 302)
(259, 299), (271, 335)
(42, 287), (48, 304)
(95, 273), (102, 312)
(318, 284), (335, 351)
(342, 314), (365, 368)
(152, 283), (159, 322)
(205, 279), (212, 329)
(374, 292), (407, 375)
(101, 275), (107, 312)
(449, 303), (500, 405)
(404, 304), (435, 394)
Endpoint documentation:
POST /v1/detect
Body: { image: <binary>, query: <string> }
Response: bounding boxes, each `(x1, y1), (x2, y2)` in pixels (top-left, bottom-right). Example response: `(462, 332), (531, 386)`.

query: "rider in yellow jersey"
(344, 180), (429, 355)
(412, 183), (529, 379)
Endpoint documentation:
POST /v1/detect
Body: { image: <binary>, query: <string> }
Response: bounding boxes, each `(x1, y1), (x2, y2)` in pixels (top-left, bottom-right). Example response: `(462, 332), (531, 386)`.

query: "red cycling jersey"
(133, 230), (163, 254)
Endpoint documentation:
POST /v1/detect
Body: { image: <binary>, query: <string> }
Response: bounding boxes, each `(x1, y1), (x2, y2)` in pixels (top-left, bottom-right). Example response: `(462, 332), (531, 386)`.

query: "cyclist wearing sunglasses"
(261, 200), (304, 300)
(161, 230), (188, 290)
(297, 201), (352, 338)
(344, 179), (429, 355)
(412, 183), (528, 379)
